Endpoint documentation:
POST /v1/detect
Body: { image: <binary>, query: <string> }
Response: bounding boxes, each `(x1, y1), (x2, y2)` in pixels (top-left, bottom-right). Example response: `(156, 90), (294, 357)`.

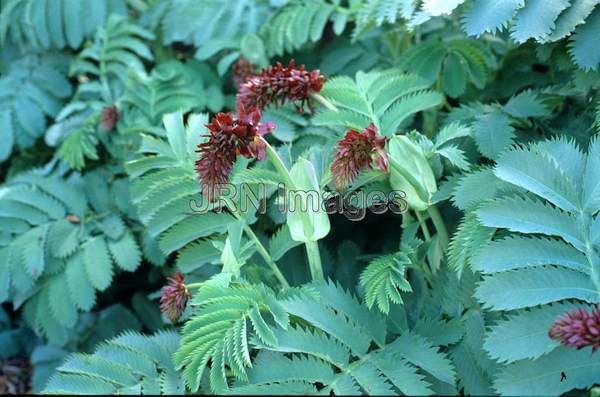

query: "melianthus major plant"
(0, 0), (599, 395)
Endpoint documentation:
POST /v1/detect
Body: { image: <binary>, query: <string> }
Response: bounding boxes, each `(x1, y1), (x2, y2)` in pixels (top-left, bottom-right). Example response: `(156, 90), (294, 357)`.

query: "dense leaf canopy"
(0, 0), (599, 395)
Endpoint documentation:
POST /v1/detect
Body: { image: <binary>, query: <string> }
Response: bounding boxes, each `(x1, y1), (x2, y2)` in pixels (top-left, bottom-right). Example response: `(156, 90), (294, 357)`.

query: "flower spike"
(331, 123), (389, 190)
(195, 105), (275, 201)
(101, 105), (119, 131)
(160, 272), (191, 323)
(232, 56), (257, 88)
(237, 59), (325, 113)
(549, 306), (600, 352)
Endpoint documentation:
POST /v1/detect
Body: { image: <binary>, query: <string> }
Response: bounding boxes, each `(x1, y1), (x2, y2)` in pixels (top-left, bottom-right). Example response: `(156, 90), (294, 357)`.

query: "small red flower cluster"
(195, 105), (275, 201)
(549, 306), (600, 352)
(331, 123), (389, 190)
(237, 60), (325, 113)
(160, 272), (191, 323)
(232, 56), (257, 88)
(101, 105), (119, 131)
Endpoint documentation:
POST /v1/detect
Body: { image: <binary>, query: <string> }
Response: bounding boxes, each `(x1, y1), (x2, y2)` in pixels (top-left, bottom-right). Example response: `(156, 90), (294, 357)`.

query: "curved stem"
(186, 282), (203, 290)
(414, 210), (431, 241)
(579, 210), (600, 294)
(241, 222), (290, 288)
(310, 92), (339, 112)
(427, 205), (449, 251)
(227, 200), (290, 288)
(262, 138), (295, 188)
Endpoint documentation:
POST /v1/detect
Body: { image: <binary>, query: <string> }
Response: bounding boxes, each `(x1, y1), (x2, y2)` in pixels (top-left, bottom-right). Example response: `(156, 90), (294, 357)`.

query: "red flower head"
(549, 306), (600, 352)
(331, 123), (389, 190)
(160, 272), (191, 323)
(195, 105), (275, 201)
(237, 59), (325, 113)
(101, 105), (119, 131)
(232, 56), (257, 88)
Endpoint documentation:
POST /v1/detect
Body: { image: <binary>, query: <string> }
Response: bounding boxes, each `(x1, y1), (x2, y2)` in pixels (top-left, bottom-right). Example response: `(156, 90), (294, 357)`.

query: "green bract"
(388, 135), (437, 211)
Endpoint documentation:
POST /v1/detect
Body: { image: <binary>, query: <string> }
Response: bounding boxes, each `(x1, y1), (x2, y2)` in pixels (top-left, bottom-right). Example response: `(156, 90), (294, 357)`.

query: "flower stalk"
(427, 205), (449, 251)
(229, 209), (290, 288)
(262, 137), (325, 282)
(305, 240), (324, 281)
(309, 92), (338, 112)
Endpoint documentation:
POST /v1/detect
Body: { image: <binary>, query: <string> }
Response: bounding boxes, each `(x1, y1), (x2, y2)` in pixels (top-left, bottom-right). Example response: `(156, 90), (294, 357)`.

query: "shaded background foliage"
(0, 0), (599, 395)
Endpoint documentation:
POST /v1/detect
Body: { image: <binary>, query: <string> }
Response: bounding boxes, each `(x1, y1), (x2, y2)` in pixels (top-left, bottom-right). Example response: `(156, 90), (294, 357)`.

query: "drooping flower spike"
(548, 306), (600, 352)
(160, 272), (191, 323)
(195, 105), (275, 201)
(237, 59), (325, 113)
(101, 105), (119, 131)
(232, 56), (257, 88)
(331, 123), (389, 190)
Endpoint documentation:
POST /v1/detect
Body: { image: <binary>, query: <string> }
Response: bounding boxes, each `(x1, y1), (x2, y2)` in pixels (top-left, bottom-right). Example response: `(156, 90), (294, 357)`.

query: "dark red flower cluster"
(195, 105), (275, 201)
(232, 56), (257, 88)
(549, 306), (600, 352)
(160, 272), (191, 323)
(237, 59), (324, 113)
(0, 357), (30, 394)
(331, 123), (389, 190)
(101, 105), (119, 131)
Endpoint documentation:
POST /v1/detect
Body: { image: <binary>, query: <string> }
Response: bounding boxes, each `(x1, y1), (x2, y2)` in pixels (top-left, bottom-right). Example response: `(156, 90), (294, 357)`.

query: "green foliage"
(1, 0), (600, 395)
(353, 0), (415, 37)
(43, 15), (156, 171)
(232, 281), (456, 395)
(409, 0), (600, 70)
(0, 0), (127, 50)
(43, 330), (184, 395)
(398, 38), (496, 97)
(360, 252), (412, 313)
(446, 90), (550, 159)
(0, 53), (71, 160)
(259, 0), (339, 56)
(452, 137), (600, 393)
(313, 69), (443, 135)
(0, 168), (142, 345)
(121, 61), (207, 129)
(174, 279), (289, 392)
(71, 15), (154, 85)
(52, 110), (101, 170)
(160, 0), (270, 67)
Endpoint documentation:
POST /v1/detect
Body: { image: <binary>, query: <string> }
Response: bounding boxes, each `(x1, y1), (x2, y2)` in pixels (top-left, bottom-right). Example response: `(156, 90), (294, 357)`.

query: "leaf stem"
(415, 210), (431, 241)
(310, 92), (339, 112)
(427, 204), (449, 251)
(262, 137), (295, 188)
(227, 200), (290, 288)
(580, 210), (600, 294)
(241, 221), (291, 288)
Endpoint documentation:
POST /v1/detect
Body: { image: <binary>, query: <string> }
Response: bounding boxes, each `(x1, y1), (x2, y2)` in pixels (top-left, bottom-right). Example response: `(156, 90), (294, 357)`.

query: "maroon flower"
(237, 59), (325, 113)
(160, 272), (191, 323)
(331, 123), (389, 190)
(195, 105), (275, 201)
(549, 306), (600, 352)
(101, 105), (119, 131)
(0, 357), (30, 394)
(232, 56), (257, 88)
